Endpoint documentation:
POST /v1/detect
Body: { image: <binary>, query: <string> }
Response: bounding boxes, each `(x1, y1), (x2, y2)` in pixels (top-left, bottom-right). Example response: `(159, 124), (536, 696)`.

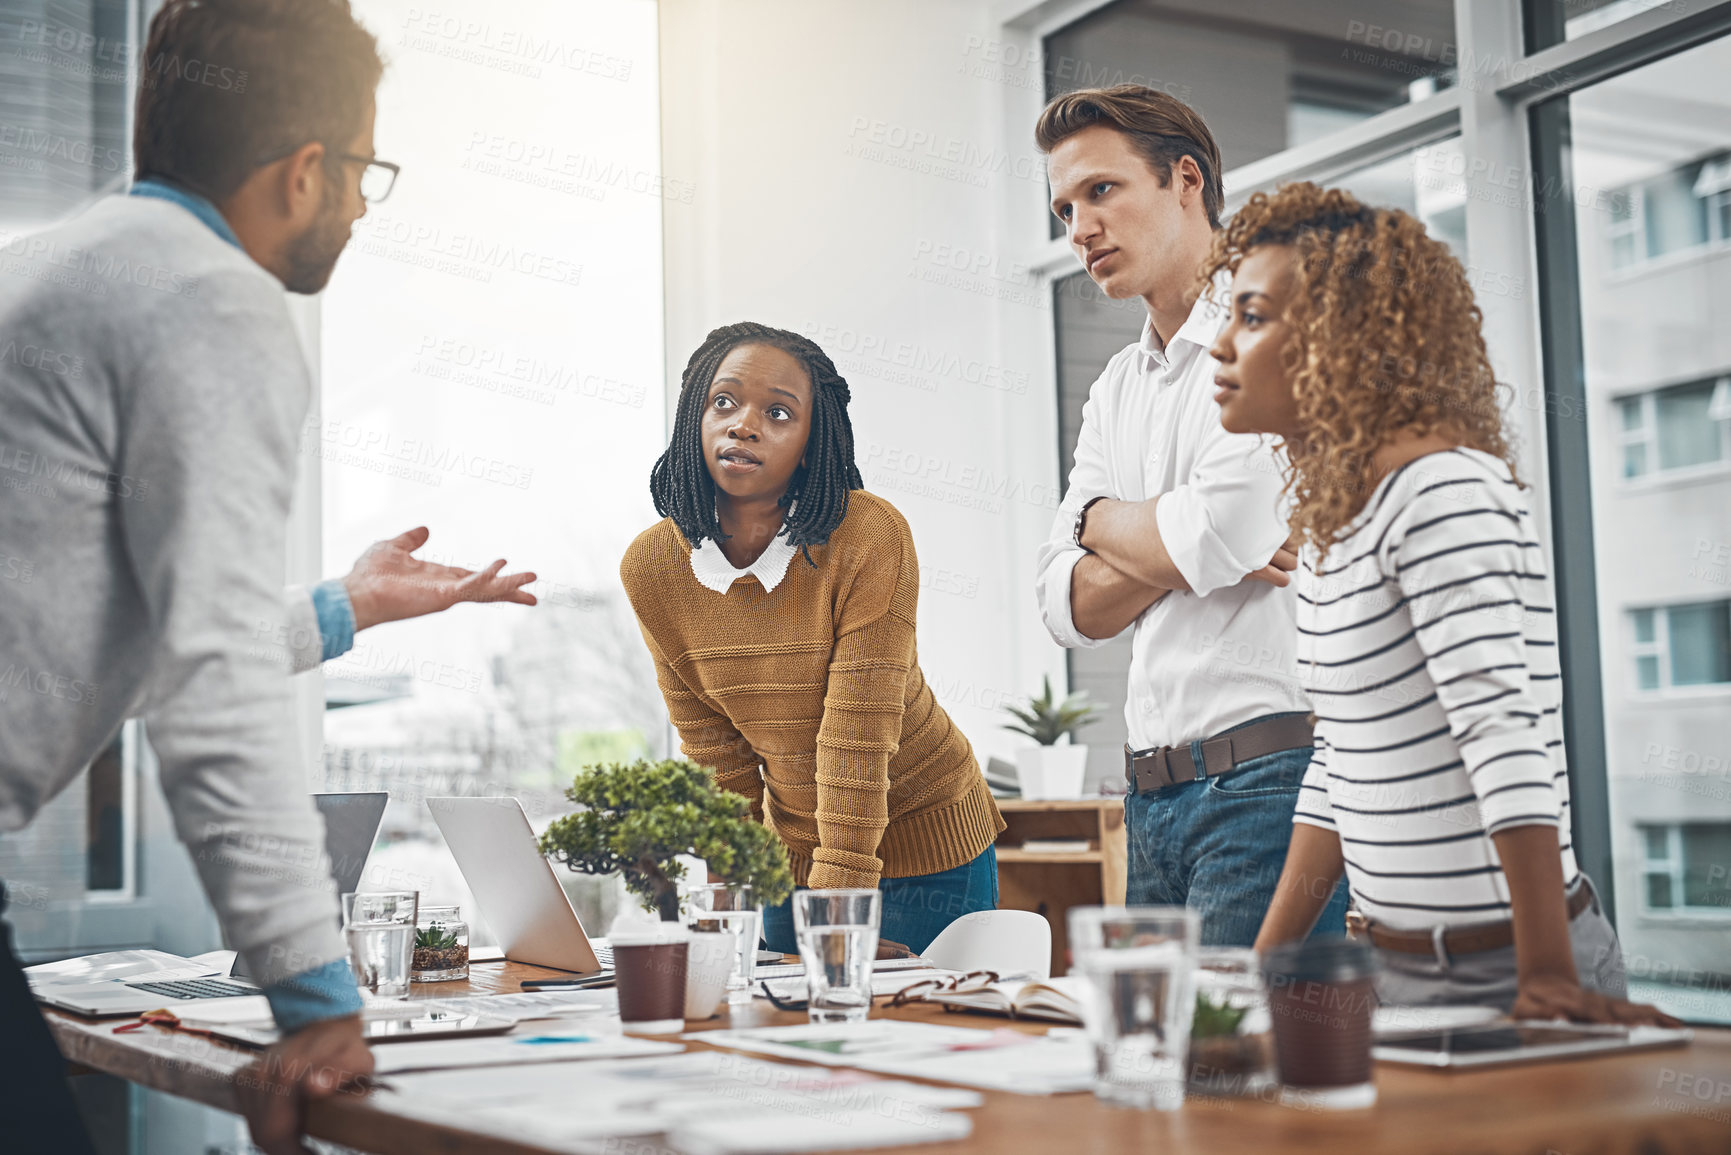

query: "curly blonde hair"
(1198, 182), (1517, 555)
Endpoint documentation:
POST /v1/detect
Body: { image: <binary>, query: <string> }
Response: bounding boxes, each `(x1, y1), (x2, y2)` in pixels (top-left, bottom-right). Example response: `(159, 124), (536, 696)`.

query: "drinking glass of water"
(792, 888), (880, 1024)
(342, 890), (418, 1001)
(682, 882), (761, 1004)
(1068, 905), (1200, 1110)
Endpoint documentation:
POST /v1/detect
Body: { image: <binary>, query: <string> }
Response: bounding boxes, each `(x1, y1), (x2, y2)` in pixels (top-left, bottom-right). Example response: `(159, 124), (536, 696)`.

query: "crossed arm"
(1070, 496), (1298, 640)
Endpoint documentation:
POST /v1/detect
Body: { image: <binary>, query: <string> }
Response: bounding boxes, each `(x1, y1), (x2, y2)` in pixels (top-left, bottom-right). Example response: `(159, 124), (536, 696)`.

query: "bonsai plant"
(538, 758), (794, 922)
(1002, 676), (1100, 799)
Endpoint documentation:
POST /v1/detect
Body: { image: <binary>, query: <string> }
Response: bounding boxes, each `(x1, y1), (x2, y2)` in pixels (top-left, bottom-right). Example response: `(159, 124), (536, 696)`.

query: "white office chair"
(922, 910), (1052, 980)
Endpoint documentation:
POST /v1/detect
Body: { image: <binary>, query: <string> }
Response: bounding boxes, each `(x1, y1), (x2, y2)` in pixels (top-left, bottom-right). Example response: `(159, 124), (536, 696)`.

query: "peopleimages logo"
(304, 418), (535, 491)
(0, 665), (100, 709)
(0, 443), (148, 501)
(0, 232), (201, 298)
(0, 338), (83, 380)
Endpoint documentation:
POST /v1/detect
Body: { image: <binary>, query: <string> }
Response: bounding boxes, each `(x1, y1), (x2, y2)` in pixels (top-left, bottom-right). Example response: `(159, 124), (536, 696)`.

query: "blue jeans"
(761, 845), (999, 956)
(1126, 734), (1348, 947)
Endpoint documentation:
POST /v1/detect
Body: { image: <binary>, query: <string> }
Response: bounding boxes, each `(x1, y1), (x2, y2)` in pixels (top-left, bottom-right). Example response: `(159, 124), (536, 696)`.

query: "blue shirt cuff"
(310, 579), (356, 662)
(262, 958), (363, 1033)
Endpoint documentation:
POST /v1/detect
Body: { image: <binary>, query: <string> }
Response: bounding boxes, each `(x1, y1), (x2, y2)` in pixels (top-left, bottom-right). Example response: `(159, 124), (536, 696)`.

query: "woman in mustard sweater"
(620, 322), (1005, 954)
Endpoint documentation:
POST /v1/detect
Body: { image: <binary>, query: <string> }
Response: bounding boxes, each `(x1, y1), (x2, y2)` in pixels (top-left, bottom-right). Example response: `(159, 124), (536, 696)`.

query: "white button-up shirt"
(1034, 294), (1307, 751)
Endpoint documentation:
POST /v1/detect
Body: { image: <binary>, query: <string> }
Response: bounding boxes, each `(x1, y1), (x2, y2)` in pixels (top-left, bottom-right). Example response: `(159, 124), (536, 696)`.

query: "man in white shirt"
(1032, 85), (1346, 946)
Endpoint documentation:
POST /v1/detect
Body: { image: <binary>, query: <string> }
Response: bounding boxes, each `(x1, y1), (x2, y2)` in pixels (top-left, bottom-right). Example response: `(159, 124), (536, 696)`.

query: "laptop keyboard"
(127, 978), (258, 1000)
(592, 943), (613, 967)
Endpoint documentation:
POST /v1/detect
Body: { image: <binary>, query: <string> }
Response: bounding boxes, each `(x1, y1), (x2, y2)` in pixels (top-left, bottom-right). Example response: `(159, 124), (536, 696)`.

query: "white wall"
(659, 0), (1067, 764)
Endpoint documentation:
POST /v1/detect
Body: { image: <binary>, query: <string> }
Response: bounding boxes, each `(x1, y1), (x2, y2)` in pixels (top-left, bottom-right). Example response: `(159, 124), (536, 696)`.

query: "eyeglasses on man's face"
(254, 143), (400, 204)
(334, 152), (400, 204)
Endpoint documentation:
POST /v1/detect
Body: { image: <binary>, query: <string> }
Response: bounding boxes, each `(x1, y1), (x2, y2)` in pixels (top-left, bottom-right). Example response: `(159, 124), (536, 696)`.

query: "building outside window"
(1539, 28), (1731, 1022)
(1640, 823), (1731, 914)
(1629, 602), (1731, 691)
(1604, 151), (1731, 271)
(1615, 377), (1731, 481)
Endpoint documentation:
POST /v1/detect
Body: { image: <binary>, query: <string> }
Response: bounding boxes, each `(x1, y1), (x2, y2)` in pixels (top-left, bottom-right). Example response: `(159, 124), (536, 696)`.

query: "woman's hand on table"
(236, 1014), (374, 1155)
(1510, 973), (1682, 1027)
(876, 937), (915, 960)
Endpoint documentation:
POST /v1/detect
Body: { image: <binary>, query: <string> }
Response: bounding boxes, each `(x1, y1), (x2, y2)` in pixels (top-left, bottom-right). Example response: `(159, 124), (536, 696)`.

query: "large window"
(0, 1), (134, 230)
(1039, 0), (1455, 241)
(1043, 0), (1456, 172)
(1535, 29), (1731, 1023)
(317, 0), (665, 939)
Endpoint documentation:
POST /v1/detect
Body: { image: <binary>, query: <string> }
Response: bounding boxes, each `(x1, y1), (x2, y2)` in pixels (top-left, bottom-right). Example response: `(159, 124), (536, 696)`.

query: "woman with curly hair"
(619, 322), (1004, 955)
(1206, 183), (1673, 1023)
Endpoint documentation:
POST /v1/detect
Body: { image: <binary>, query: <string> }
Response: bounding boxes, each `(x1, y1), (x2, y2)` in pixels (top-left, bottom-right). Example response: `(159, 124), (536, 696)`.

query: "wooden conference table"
(42, 959), (1731, 1155)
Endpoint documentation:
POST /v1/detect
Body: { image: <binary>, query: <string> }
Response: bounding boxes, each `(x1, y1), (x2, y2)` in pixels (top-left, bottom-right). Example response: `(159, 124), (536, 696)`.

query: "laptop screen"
(315, 791), (389, 896)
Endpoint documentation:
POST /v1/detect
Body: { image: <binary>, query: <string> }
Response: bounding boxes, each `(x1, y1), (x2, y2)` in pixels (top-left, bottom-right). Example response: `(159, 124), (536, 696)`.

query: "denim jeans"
(1375, 877), (1627, 1010)
(761, 845), (999, 956)
(1125, 733), (1348, 948)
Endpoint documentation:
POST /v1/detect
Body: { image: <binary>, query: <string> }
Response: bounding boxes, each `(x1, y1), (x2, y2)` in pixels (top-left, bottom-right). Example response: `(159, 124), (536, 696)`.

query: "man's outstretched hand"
(342, 526), (537, 632)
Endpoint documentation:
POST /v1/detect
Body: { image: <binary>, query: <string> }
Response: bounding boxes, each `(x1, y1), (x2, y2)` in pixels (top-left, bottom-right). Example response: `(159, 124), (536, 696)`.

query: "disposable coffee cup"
(612, 922), (689, 1034)
(1261, 938), (1378, 1110)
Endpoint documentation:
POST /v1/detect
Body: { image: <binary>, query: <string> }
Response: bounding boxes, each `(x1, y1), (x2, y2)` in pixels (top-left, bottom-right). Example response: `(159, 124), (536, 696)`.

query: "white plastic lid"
(608, 920), (689, 947)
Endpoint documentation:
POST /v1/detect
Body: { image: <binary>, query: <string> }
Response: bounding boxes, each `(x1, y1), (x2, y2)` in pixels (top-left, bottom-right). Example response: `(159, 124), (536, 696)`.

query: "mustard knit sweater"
(620, 491), (1004, 890)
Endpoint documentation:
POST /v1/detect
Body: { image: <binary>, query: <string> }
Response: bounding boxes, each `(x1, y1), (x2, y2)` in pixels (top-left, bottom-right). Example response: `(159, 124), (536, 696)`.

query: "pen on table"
(519, 976), (616, 991)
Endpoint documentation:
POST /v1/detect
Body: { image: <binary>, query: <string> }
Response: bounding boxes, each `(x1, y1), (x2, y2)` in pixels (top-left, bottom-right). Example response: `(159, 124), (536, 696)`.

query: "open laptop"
(426, 796), (612, 975)
(31, 792), (389, 1017)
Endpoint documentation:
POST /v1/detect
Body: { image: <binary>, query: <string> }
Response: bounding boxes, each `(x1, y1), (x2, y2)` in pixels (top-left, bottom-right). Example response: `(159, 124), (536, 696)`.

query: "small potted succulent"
(411, 906), (469, 982)
(538, 759), (794, 1023)
(1002, 676), (1100, 799)
(1188, 949), (1275, 1097)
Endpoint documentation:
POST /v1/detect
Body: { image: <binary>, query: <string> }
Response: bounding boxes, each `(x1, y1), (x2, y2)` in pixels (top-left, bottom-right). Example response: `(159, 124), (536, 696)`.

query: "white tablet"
(1373, 1020), (1693, 1069)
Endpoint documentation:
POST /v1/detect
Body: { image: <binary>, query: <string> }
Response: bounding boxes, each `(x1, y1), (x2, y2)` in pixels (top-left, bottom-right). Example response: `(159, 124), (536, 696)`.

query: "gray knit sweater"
(0, 195), (347, 988)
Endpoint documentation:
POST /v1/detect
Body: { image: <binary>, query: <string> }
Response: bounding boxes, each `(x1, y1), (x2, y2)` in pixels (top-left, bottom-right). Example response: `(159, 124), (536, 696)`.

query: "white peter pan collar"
(688, 532), (798, 594)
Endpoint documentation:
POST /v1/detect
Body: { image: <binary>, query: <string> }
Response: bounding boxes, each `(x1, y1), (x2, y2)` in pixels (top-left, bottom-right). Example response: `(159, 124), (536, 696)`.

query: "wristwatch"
(1074, 496), (1108, 551)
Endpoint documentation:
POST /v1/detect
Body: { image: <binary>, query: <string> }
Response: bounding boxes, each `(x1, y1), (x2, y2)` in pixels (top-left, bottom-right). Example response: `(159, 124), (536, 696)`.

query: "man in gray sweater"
(0, 3), (438, 1151)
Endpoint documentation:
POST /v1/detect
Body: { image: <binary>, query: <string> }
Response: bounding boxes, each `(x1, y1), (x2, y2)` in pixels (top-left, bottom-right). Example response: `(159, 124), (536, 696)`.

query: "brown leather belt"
(1123, 713), (1315, 795)
(1353, 878), (1595, 958)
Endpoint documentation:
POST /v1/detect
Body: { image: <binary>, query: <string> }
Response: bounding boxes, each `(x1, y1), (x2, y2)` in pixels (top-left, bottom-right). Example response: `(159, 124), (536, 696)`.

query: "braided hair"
(649, 322), (864, 566)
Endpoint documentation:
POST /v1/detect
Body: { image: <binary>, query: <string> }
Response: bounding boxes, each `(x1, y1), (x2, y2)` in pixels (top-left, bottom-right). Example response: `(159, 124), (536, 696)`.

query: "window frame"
(1615, 377), (1731, 488)
(1626, 599), (1731, 696)
(1638, 822), (1731, 917)
(82, 721), (140, 903)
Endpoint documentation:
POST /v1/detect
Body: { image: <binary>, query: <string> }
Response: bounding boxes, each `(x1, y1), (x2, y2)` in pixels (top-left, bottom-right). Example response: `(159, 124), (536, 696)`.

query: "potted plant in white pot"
(1002, 677), (1101, 800)
(538, 759), (794, 1021)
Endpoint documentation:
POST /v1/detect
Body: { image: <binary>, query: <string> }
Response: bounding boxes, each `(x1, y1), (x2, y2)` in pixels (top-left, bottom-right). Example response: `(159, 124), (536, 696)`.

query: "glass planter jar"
(411, 905), (469, 982)
(1188, 947), (1275, 1098)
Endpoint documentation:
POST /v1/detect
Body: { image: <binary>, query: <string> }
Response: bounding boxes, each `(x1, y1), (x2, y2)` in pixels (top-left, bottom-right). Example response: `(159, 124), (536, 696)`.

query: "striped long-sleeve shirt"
(1292, 448), (1578, 931)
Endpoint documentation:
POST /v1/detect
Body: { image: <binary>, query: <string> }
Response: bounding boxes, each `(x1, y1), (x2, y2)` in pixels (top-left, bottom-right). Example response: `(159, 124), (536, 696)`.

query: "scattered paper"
(167, 996), (275, 1025)
(375, 1051), (978, 1154)
(691, 1020), (1094, 1095)
(24, 950), (222, 989)
(372, 1030), (681, 1074)
(423, 988), (619, 1022)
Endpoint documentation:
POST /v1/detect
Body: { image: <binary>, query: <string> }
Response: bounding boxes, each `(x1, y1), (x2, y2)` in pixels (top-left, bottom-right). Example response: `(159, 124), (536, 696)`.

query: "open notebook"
(931, 976), (1084, 1025)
